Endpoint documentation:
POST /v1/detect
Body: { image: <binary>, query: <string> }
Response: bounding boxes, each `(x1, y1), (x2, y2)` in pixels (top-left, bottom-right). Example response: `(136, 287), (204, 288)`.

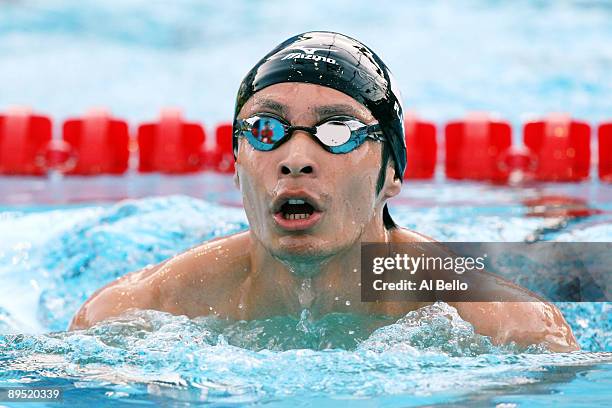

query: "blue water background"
(1, 0), (611, 131)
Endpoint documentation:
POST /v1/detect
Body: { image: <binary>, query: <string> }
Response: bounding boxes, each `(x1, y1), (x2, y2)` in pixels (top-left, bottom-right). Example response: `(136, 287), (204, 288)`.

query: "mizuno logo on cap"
(278, 49), (338, 64)
(272, 46), (339, 64)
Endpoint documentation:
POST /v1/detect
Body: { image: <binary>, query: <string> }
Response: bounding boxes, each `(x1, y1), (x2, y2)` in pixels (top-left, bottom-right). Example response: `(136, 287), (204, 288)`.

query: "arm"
(68, 262), (165, 330)
(68, 232), (251, 330)
(390, 229), (579, 351)
(450, 301), (579, 352)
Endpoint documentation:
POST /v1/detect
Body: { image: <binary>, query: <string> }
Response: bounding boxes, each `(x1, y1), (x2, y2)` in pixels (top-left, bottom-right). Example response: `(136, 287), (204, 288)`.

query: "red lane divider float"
(208, 123), (234, 173)
(524, 113), (591, 181)
(598, 122), (612, 182)
(63, 108), (130, 175)
(404, 113), (436, 179)
(1, 107), (610, 183)
(138, 109), (206, 173)
(497, 145), (538, 184)
(42, 139), (73, 172)
(0, 107), (52, 175)
(445, 113), (512, 182)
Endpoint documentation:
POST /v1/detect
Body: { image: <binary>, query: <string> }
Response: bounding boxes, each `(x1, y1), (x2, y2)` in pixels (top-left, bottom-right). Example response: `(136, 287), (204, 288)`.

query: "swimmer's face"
(235, 83), (399, 262)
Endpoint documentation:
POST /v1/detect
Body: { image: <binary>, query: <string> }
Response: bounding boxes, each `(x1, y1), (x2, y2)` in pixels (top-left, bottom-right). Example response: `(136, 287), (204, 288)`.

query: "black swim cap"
(233, 31), (406, 228)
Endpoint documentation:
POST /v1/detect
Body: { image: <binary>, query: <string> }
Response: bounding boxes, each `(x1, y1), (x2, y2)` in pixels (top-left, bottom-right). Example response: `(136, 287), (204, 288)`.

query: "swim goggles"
(234, 113), (385, 154)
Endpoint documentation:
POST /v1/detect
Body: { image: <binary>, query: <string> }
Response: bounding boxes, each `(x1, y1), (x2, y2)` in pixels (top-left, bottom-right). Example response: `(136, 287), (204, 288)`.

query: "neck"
(247, 215), (392, 316)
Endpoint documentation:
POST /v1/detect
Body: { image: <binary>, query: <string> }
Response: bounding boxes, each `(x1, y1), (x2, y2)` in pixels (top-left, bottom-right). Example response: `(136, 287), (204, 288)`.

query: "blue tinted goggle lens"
(250, 117), (285, 146)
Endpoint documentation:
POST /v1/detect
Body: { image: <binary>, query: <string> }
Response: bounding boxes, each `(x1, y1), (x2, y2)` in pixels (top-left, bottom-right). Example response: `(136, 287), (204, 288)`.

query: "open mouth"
(278, 199), (315, 220)
(272, 196), (323, 231)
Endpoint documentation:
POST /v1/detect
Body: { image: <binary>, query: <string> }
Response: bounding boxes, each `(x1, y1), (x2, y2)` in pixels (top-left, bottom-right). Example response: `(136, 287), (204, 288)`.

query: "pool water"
(1, 176), (611, 406)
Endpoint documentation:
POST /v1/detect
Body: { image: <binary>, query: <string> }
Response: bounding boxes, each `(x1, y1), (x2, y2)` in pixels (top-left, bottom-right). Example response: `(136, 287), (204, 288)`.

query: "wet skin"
(70, 83), (578, 352)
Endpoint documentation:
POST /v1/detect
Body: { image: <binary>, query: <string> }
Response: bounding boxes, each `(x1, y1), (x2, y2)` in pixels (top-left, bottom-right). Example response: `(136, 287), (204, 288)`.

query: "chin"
(272, 234), (337, 261)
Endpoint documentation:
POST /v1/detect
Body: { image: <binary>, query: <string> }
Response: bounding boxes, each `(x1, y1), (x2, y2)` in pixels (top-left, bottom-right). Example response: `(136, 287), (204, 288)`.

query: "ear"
(381, 165), (401, 200)
(233, 168), (240, 189)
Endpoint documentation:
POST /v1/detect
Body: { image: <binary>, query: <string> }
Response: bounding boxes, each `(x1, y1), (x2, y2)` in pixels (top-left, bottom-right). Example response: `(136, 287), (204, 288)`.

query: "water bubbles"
(298, 279), (314, 308)
(1, 305), (611, 406)
(105, 391), (130, 399)
(29, 279), (40, 291)
(296, 309), (313, 334)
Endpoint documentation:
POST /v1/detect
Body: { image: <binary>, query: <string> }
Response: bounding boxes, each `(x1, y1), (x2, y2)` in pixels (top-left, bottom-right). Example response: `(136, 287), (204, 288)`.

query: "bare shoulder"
(389, 226), (436, 243)
(387, 228), (578, 352)
(153, 231), (252, 316)
(450, 301), (579, 352)
(69, 231), (252, 330)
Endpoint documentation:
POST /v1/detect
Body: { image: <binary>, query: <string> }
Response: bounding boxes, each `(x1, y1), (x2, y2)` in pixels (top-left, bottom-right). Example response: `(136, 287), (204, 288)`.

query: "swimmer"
(70, 32), (578, 352)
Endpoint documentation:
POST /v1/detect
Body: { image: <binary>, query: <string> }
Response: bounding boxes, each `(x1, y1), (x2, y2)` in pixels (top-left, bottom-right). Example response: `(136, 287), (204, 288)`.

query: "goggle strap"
(354, 124), (384, 141)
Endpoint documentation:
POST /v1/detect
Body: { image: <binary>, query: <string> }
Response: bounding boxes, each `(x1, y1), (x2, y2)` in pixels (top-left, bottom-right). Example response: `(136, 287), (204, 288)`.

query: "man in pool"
(70, 31), (578, 352)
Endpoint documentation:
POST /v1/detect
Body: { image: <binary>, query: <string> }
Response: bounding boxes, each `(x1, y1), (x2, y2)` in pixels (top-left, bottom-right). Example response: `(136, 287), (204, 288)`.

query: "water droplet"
(334, 296), (339, 301)
(353, 268), (358, 273)
(298, 278), (314, 307)
(345, 300), (351, 306)
(238, 303), (243, 309)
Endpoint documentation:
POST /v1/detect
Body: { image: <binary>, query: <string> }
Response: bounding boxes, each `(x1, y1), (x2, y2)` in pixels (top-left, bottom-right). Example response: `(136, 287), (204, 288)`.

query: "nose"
(277, 131), (319, 178)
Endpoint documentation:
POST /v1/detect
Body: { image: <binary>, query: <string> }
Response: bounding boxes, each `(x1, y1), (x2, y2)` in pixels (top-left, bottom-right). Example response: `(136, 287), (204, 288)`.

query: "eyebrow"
(314, 104), (368, 121)
(251, 99), (288, 117)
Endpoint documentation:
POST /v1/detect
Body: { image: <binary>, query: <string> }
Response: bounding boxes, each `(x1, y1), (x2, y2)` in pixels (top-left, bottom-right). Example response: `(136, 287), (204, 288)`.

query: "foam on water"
(1, 304), (611, 406)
